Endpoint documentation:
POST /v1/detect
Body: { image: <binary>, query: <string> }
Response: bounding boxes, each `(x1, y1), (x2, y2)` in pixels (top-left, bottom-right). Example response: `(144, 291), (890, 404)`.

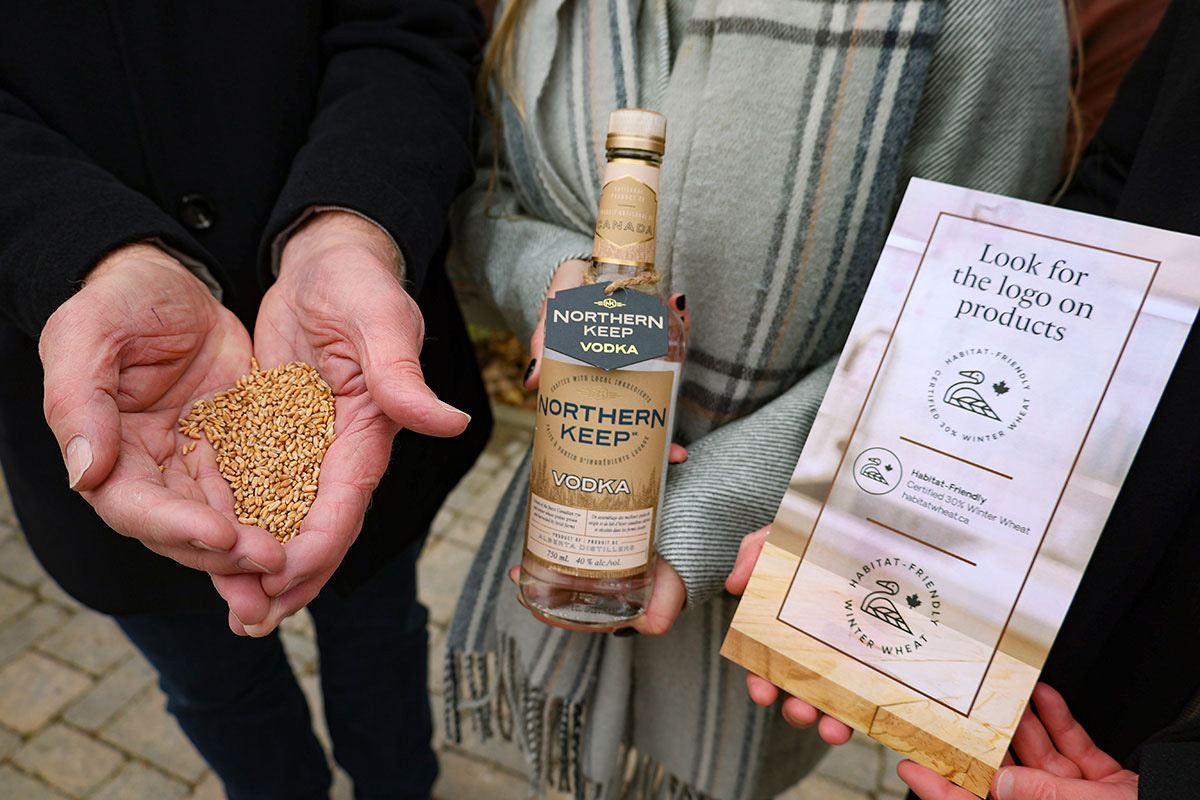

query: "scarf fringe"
(447, 636), (719, 800)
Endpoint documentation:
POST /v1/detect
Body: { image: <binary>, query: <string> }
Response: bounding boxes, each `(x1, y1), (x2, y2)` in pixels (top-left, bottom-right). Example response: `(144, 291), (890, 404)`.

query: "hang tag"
(544, 283), (669, 370)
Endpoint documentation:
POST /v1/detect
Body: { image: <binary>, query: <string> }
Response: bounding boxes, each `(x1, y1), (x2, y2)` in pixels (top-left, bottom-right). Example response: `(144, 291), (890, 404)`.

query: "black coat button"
(178, 194), (216, 231)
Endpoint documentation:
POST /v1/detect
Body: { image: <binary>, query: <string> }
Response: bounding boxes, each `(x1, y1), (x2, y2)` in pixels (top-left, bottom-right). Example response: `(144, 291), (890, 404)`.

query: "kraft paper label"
(526, 355), (677, 578)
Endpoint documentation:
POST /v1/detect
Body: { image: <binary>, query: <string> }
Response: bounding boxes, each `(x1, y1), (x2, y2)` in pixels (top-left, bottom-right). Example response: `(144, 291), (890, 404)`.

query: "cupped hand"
(237, 211), (470, 636)
(727, 526), (855, 745)
(899, 683), (1138, 800)
(39, 244), (287, 590)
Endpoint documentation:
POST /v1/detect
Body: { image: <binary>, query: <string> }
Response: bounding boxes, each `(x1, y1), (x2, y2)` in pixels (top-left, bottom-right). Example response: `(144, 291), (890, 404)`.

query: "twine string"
(582, 261), (663, 294)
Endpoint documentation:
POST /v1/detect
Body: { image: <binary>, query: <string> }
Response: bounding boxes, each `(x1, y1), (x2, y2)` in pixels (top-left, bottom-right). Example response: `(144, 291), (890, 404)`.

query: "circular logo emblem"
(852, 447), (902, 495)
(845, 558), (942, 657)
(926, 348), (1031, 443)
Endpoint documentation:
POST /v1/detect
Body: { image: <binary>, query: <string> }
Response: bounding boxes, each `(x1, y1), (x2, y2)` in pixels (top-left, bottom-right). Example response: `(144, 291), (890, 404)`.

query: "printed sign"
(721, 179), (1200, 797)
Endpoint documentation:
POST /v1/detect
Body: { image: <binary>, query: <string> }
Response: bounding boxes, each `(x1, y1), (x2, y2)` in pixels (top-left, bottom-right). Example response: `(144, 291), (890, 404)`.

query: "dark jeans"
(116, 540), (436, 800)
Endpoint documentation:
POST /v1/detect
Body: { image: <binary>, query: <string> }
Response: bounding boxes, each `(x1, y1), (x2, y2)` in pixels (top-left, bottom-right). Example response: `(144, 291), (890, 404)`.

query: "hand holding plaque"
(721, 179), (1200, 796)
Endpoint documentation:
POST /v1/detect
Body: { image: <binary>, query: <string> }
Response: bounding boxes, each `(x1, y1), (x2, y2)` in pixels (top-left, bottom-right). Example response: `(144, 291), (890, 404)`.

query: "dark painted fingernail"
(613, 627), (640, 637)
(524, 359), (537, 382)
(676, 294), (686, 311)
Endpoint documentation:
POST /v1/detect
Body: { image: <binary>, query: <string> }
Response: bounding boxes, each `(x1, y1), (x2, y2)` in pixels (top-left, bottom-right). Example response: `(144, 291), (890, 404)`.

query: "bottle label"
(543, 282), (669, 370)
(592, 161), (659, 266)
(526, 355), (678, 578)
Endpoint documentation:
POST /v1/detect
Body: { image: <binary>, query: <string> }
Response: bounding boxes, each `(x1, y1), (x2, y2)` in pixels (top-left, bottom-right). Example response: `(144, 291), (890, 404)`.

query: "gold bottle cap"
(605, 108), (666, 155)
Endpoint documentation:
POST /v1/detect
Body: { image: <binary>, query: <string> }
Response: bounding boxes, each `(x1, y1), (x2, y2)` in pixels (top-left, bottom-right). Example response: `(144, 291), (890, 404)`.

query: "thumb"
(726, 527), (771, 595)
(993, 768), (1127, 800)
(39, 309), (121, 491)
(359, 326), (471, 438)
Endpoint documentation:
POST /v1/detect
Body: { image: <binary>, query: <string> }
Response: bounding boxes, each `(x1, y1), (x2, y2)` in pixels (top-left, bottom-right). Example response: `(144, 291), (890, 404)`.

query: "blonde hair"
(477, 0), (530, 218)
(478, 0), (528, 120)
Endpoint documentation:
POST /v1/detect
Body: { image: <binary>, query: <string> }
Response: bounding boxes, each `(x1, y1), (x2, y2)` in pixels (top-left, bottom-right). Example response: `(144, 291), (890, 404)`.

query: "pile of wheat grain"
(179, 360), (335, 543)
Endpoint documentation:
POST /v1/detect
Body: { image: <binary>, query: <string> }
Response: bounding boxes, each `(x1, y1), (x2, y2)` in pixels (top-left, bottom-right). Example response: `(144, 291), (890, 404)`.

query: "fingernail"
(65, 435), (93, 489)
(524, 359), (537, 382)
(994, 769), (1014, 800)
(237, 557), (274, 574)
(189, 539), (229, 553)
(244, 623), (271, 638)
(243, 600), (280, 638)
(272, 576), (305, 598)
(438, 400), (471, 423)
(676, 294), (686, 311)
(613, 627), (640, 637)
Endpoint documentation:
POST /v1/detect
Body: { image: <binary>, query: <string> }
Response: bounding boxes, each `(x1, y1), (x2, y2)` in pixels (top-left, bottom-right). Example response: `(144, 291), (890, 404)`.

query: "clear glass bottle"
(520, 109), (687, 627)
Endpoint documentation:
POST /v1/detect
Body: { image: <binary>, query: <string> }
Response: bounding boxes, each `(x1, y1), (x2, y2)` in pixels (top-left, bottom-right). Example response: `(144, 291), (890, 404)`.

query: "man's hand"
(39, 245), (286, 591)
(899, 683), (1138, 800)
(727, 527), (856, 745)
(241, 210), (469, 636)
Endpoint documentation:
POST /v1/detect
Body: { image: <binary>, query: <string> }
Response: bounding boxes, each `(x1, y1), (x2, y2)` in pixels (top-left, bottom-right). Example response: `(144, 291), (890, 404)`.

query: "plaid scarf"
(447, 0), (1066, 797)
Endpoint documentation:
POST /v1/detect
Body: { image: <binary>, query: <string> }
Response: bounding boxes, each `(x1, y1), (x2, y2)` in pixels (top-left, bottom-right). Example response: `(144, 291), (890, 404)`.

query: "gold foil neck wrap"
(605, 133), (666, 154)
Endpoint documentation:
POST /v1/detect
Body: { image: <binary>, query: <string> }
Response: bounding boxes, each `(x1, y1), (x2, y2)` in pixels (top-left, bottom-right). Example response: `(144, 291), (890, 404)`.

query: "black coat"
(901, 3), (1200, 798)
(1041, 0), (1200, 793)
(0, 1), (492, 615)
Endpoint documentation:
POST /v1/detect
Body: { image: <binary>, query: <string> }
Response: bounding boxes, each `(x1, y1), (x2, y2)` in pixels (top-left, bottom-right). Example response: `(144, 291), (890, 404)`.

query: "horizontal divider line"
(900, 436), (1013, 480)
(866, 517), (977, 567)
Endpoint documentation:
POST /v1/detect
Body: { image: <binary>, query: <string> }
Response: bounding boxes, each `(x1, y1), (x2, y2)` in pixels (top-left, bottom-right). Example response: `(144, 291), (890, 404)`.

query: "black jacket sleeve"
(1050, 3), (1200, 798)
(262, 0), (484, 297)
(0, 91), (216, 339)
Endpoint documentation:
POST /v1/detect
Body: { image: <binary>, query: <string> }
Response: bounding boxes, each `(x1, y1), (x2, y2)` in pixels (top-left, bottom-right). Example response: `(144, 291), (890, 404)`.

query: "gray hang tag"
(544, 282), (669, 370)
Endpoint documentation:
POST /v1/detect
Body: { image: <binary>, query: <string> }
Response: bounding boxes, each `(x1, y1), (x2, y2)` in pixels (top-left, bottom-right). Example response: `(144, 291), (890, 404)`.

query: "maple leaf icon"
(884, 464), (893, 472)
(905, 593), (921, 609)
(993, 380), (1009, 395)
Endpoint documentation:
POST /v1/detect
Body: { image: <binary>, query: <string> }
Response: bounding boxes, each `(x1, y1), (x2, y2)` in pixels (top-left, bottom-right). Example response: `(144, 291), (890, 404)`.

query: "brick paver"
(90, 762), (191, 800)
(13, 722), (124, 795)
(0, 407), (903, 799)
(100, 688), (209, 782)
(0, 653), (91, 734)
(37, 610), (132, 676)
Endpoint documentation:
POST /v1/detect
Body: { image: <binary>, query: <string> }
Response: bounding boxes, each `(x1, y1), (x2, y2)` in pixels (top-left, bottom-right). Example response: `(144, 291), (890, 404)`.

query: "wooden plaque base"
(722, 542), (1038, 798)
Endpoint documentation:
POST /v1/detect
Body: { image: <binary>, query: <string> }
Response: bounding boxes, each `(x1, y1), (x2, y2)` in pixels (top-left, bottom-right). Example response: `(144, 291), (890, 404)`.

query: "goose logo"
(926, 348), (1031, 443)
(861, 580), (912, 634)
(852, 447), (902, 495)
(844, 558), (942, 657)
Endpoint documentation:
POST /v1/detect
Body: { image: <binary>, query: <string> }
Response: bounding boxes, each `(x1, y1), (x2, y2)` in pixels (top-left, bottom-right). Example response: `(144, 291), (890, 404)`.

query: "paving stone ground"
(0, 404), (905, 799)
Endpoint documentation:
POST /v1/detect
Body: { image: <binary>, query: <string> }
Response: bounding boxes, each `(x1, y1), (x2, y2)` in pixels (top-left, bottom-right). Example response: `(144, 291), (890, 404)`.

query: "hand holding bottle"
(518, 109), (688, 628)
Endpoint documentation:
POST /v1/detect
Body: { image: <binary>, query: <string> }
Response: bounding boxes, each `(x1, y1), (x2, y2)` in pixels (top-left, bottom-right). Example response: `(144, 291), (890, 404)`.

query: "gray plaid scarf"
(446, 0), (1066, 797)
